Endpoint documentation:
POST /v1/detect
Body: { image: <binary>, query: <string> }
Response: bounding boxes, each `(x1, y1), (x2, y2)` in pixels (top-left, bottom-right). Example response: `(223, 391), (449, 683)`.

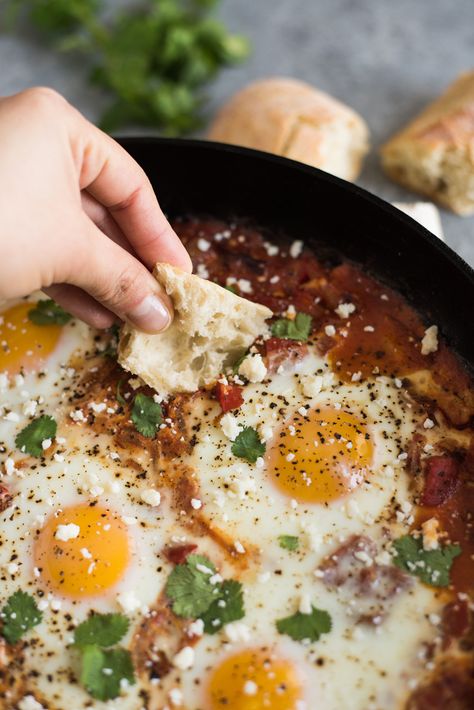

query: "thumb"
(68, 216), (173, 333)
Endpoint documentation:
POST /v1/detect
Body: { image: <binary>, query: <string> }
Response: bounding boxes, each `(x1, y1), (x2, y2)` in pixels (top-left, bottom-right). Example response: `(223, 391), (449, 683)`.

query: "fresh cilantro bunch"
(165, 554), (244, 634)
(73, 613), (135, 701)
(4, 0), (250, 134)
(15, 415), (57, 457)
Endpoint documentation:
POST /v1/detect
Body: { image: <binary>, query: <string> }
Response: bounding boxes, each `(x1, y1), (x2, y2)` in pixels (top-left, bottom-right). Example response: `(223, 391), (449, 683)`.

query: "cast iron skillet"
(119, 137), (474, 370)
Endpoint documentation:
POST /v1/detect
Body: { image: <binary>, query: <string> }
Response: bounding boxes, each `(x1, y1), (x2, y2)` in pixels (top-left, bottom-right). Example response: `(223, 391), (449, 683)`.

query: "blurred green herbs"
(3, 0), (249, 133)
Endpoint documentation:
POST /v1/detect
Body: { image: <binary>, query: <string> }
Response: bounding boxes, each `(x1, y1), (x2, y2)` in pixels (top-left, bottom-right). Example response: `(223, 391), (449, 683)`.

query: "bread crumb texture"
(118, 264), (272, 394)
(208, 77), (369, 181)
(381, 71), (474, 215)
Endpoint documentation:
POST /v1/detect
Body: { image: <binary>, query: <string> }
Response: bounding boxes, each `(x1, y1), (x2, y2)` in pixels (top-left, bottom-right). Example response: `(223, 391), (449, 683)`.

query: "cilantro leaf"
(201, 579), (244, 634)
(74, 613), (129, 649)
(80, 645), (135, 701)
(271, 312), (312, 341)
(165, 554), (220, 618)
(278, 535), (299, 551)
(116, 380), (126, 406)
(231, 426), (265, 463)
(276, 605), (332, 643)
(392, 535), (461, 587)
(131, 393), (162, 438)
(15, 415), (57, 457)
(0, 590), (43, 644)
(28, 299), (72, 326)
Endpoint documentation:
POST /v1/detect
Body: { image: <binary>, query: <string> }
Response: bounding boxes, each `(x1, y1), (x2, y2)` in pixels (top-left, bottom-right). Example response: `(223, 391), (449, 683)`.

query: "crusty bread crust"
(208, 77), (369, 181)
(381, 71), (474, 215)
(118, 264), (272, 395)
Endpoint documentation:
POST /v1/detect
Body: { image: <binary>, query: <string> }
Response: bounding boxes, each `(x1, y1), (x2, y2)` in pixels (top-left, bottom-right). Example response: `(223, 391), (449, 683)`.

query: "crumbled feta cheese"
(423, 418), (435, 429)
(234, 540), (245, 554)
(168, 688), (183, 707)
(55, 523), (80, 541)
(117, 590), (141, 613)
(351, 371), (362, 382)
(6, 562), (18, 575)
(4, 458), (16, 476)
(422, 518), (440, 551)
(225, 622), (251, 643)
(69, 408), (86, 422)
(23, 399), (37, 417)
(173, 646), (195, 670)
(88, 401), (107, 414)
(80, 548), (92, 559)
(335, 302), (356, 319)
(237, 278), (252, 294)
(190, 498), (202, 510)
(299, 594), (312, 615)
(421, 325), (438, 355)
(325, 324), (336, 337)
(289, 240), (303, 258)
(363, 325), (375, 332)
(238, 353), (267, 383)
(187, 618), (204, 637)
(264, 241), (279, 256)
(197, 238), (210, 252)
(4, 411), (19, 422)
(41, 438), (52, 451)
(122, 516), (137, 526)
(221, 412), (241, 441)
(140, 489), (161, 507)
(229, 474), (256, 499)
(301, 374), (323, 398)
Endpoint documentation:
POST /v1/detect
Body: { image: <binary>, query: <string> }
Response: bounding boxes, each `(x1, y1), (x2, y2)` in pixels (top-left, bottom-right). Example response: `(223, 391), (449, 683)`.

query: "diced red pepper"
(421, 455), (459, 507)
(163, 543), (198, 565)
(215, 382), (244, 413)
(264, 337), (308, 373)
(0, 484), (12, 512)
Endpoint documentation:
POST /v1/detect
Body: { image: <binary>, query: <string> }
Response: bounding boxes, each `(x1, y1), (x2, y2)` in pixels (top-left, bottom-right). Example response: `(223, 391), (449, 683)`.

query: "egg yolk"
(266, 407), (373, 504)
(207, 648), (304, 710)
(35, 504), (130, 598)
(0, 302), (63, 374)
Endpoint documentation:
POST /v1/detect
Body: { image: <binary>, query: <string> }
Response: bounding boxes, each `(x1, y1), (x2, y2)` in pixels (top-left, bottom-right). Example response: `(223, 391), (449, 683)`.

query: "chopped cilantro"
(74, 613), (129, 649)
(131, 393), (162, 438)
(15, 415), (57, 457)
(102, 323), (120, 359)
(0, 590), (43, 644)
(28, 299), (72, 326)
(278, 535), (299, 551)
(232, 350), (248, 374)
(165, 554), (220, 618)
(116, 380), (126, 406)
(392, 535), (461, 587)
(271, 312), (312, 341)
(80, 645), (135, 701)
(276, 605), (332, 643)
(225, 284), (237, 294)
(231, 426), (265, 463)
(201, 580), (244, 634)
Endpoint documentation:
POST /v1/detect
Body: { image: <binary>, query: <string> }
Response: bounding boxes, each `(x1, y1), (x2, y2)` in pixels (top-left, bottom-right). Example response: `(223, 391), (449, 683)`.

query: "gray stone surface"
(1, 0), (473, 265)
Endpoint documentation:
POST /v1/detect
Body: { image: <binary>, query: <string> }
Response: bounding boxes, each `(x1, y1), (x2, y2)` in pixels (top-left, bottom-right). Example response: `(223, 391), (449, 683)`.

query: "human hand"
(0, 87), (192, 332)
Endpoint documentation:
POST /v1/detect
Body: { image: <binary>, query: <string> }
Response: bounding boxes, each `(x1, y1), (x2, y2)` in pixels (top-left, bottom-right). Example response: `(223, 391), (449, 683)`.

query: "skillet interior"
(118, 137), (474, 370)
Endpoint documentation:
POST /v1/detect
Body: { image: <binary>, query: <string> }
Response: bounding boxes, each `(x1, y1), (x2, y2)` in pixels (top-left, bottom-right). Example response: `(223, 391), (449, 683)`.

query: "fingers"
(67, 215), (174, 333)
(68, 112), (192, 272)
(45, 284), (117, 330)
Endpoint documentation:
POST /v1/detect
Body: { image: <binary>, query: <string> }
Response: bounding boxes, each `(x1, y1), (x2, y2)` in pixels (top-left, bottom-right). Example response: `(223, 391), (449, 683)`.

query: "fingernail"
(127, 294), (171, 333)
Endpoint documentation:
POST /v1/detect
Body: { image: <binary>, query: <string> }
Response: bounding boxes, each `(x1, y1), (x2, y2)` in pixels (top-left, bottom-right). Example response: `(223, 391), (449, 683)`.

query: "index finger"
(68, 108), (192, 272)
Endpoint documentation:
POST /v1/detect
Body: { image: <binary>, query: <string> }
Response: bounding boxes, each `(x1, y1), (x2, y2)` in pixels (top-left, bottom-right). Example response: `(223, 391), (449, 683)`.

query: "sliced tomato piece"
(264, 337), (308, 373)
(422, 455), (459, 507)
(163, 543), (198, 565)
(215, 382), (244, 413)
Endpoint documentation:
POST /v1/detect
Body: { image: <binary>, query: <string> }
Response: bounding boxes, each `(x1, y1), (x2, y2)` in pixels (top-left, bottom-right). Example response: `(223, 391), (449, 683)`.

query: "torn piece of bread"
(381, 71), (474, 215)
(392, 201), (444, 240)
(118, 264), (272, 395)
(208, 77), (369, 181)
